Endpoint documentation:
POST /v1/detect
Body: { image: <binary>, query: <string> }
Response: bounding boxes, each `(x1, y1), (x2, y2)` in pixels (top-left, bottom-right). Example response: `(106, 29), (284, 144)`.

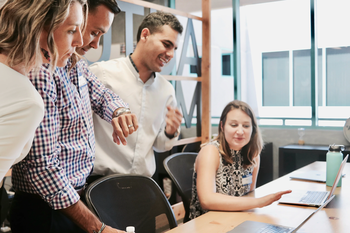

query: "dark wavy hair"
(136, 11), (183, 43)
(87, 0), (121, 14)
(214, 100), (263, 167)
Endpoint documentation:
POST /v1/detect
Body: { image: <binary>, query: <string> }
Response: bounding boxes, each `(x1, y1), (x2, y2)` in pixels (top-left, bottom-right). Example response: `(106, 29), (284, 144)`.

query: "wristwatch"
(92, 222), (105, 233)
(164, 128), (179, 139)
(112, 107), (131, 118)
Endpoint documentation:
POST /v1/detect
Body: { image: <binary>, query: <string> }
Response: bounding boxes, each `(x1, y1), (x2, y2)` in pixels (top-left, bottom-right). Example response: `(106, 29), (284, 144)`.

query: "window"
(293, 49), (322, 107)
(262, 51), (289, 106)
(240, 0), (349, 127)
(222, 54), (232, 76)
(190, 57), (201, 74)
(326, 47), (350, 106)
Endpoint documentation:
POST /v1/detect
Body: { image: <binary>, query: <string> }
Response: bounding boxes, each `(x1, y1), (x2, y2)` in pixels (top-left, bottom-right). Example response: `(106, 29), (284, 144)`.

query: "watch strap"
(113, 108), (131, 118)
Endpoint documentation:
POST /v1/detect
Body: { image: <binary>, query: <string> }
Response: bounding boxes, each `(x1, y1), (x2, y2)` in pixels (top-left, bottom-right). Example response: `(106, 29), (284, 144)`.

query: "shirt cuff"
(105, 101), (129, 123)
(48, 184), (80, 210)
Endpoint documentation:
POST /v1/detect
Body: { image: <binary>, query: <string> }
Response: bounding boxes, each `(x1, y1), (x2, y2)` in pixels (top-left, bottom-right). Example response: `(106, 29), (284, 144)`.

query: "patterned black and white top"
(189, 141), (254, 219)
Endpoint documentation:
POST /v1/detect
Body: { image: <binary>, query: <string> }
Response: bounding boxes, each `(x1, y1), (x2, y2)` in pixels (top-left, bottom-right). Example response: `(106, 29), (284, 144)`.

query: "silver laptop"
(290, 171), (345, 183)
(290, 170), (327, 182)
(227, 196), (334, 233)
(278, 154), (348, 207)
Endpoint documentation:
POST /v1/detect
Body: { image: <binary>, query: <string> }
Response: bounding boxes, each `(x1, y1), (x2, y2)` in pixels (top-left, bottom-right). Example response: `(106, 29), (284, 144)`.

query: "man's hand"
(111, 113), (138, 145)
(165, 106), (182, 137)
(60, 200), (126, 233)
(103, 225), (126, 233)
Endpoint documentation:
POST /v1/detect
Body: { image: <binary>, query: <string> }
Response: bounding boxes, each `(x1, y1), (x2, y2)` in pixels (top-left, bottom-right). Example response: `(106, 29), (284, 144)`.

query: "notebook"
(227, 195), (334, 233)
(278, 154), (348, 207)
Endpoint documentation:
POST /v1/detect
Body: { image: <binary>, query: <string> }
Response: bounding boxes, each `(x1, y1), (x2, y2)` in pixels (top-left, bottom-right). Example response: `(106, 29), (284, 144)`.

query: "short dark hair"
(87, 0), (121, 14)
(136, 11), (183, 43)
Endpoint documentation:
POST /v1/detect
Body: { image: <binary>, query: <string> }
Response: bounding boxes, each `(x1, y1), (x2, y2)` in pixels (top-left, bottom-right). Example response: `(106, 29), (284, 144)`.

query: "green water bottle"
(326, 144), (343, 187)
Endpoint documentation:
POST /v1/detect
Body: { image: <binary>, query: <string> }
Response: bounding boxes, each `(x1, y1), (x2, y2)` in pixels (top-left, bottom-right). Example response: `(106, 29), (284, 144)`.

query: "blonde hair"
(0, 0), (87, 72)
(213, 100), (264, 167)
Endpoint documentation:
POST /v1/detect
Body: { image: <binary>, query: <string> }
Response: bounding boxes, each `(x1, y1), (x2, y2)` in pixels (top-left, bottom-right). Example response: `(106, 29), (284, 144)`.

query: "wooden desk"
(166, 162), (350, 233)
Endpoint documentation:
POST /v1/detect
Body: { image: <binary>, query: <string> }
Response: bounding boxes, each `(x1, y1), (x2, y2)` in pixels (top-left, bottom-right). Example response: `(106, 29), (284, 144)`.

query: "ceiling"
(0, 0), (283, 12)
(175, 0), (284, 12)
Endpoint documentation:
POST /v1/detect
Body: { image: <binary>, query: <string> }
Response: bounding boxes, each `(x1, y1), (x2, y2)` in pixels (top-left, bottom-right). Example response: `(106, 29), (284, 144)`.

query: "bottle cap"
(328, 144), (344, 152)
(126, 226), (135, 232)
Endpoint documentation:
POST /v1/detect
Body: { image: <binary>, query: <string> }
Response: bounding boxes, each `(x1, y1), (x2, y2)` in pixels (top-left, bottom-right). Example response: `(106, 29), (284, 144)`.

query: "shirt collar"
(128, 54), (156, 79)
(128, 53), (139, 73)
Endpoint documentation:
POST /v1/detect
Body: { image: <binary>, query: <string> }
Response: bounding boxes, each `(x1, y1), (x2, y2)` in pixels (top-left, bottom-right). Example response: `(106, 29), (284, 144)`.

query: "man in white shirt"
(89, 12), (183, 178)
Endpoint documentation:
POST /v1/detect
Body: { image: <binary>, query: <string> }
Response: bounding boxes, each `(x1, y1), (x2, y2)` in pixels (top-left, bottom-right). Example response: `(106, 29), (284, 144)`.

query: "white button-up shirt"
(90, 56), (179, 177)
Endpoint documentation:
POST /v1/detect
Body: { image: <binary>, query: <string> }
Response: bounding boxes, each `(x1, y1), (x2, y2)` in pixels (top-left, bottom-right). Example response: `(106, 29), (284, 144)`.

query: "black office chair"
(0, 180), (9, 226)
(163, 152), (198, 223)
(181, 141), (201, 153)
(0, 177), (13, 228)
(84, 174), (177, 233)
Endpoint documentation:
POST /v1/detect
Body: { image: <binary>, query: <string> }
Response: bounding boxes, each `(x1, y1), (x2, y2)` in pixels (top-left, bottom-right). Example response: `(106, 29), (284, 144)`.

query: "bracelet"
(164, 128), (179, 139)
(93, 222), (106, 233)
(113, 107), (131, 118)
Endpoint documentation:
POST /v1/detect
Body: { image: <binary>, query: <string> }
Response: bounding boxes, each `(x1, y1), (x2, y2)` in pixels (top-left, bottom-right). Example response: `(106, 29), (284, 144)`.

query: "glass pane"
(240, 0), (310, 118)
(293, 49), (322, 106)
(222, 54), (231, 75)
(326, 47), (350, 106)
(262, 51), (289, 106)
(317, 0), (350, 122)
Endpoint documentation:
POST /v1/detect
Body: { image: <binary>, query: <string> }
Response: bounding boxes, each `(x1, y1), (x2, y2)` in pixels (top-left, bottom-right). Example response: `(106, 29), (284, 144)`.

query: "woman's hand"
(258, 190), (292, 208)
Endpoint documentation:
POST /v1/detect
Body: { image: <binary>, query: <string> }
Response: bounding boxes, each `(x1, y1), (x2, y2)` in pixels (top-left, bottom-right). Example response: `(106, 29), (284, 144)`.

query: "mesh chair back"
(85, 174), (177, 233)
(163, 152), (198, 223)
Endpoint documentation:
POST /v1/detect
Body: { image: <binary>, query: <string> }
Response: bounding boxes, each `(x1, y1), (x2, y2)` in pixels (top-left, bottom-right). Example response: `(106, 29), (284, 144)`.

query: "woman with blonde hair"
(189, 100), (292, 219)
(0, 0), (86, 183)
(9, 0), (127, 232)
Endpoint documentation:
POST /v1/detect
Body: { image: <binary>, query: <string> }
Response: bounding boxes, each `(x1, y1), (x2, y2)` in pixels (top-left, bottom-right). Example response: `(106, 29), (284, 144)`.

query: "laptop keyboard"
(299, 191), (328, 204)
(257, 224), (292, 233)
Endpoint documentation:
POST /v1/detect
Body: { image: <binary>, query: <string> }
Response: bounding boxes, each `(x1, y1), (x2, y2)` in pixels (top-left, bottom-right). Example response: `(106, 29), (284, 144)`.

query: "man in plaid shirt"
(10, 1), (135, 233)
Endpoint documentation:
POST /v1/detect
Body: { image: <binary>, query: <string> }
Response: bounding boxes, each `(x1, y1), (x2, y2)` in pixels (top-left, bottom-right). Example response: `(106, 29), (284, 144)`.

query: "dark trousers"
(9, 191), (85, 233)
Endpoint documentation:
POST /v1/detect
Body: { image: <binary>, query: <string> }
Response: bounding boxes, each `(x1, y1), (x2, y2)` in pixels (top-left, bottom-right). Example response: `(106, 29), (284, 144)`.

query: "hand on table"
(104, 225), (126, 233)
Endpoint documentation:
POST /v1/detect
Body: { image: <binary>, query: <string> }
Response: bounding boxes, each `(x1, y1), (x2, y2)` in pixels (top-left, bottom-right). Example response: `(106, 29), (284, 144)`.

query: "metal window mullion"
(310, 0), (318, 126)
(168, 0), (175, 8)
(233, 0), (241, 100)
(322, 47), (326, 106)
(289, 50), (293, 106)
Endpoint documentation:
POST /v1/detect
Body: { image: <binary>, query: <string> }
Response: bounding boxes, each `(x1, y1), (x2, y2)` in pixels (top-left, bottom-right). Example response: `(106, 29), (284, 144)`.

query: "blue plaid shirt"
(12, 59), (128, 210)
